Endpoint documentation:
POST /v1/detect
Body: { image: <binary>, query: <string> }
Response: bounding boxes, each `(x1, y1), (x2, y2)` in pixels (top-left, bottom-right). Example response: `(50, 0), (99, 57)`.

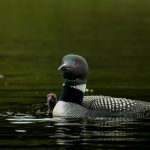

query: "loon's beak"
(58, 63), (65, 70)
(58, 63), (68, 71)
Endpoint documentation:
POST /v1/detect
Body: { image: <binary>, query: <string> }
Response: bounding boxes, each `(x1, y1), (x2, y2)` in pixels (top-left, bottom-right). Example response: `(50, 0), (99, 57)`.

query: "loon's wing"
(82, 95), (150, 117)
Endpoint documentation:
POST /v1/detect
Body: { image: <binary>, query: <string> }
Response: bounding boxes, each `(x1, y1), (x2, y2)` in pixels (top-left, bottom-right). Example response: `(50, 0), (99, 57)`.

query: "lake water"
(1, 0), (150, 149)
(0, 91), (150, 150)
(1, 109), (150, 150)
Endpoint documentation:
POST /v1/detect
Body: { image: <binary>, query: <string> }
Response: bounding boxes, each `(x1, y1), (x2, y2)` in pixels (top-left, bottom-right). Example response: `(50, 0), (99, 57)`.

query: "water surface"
(0, 109), (150, 150)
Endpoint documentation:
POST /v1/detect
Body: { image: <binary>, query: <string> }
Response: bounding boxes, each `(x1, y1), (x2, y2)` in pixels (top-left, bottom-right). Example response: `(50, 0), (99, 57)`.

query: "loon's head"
(58, 54), (89, 105)
(58, 54), (89, 85)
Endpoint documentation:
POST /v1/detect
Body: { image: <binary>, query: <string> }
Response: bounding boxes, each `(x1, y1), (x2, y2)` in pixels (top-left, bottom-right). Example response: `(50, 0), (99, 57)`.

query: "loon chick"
(51, 54), (150, 118)
(47, 93), (57, 117)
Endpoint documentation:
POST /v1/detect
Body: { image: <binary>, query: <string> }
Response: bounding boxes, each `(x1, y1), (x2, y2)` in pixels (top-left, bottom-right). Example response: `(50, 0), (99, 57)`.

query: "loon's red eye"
(74, 60), (78, 65)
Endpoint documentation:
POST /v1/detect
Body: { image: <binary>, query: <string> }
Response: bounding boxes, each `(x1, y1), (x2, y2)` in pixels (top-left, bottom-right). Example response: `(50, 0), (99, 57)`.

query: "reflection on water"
(0, 103), (150, 150)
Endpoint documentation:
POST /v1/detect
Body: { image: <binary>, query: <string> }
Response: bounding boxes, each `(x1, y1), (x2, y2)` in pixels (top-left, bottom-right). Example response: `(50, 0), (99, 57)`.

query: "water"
(1, 0), (150, 149)
(1, 115), (150, 150)
(0, 100), (150, 150)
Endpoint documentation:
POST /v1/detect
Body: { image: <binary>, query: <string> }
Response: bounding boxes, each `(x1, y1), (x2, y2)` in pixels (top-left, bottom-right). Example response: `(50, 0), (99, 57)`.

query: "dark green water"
(0, 0), (150, 149)
(1, 113), (150, 150)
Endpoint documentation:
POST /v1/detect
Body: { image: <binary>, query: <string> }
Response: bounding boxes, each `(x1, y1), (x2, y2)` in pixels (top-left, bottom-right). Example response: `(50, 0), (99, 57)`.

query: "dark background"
(0, 0), (150, 102)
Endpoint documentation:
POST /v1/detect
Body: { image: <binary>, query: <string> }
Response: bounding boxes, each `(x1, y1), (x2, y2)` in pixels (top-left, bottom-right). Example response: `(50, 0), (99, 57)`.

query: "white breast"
(53, 101), (88, 118)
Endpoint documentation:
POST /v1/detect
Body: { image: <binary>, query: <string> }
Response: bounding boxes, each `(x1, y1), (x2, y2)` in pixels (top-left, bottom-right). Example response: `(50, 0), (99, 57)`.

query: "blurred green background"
(0, 0), (150, 102)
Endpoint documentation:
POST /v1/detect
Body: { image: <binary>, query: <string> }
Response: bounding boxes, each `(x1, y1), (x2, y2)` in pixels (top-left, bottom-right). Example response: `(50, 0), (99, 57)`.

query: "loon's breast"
(53, 101), (89, 118)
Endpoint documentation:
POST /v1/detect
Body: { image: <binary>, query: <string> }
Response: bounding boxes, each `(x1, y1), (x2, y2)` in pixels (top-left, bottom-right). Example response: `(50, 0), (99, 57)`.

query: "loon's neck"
(59, 79), (86, 105)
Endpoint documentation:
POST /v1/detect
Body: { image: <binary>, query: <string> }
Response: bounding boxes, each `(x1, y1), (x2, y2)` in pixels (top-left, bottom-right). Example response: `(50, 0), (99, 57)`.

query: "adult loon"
(47, 54), (150, 118)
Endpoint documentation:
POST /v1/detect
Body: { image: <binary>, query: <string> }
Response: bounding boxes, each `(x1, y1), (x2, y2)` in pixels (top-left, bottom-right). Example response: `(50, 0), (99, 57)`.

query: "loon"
(47, 54), (150, 118)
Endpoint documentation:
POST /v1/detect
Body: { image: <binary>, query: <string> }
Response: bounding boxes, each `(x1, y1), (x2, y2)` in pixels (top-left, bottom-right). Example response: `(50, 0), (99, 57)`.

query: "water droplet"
(90, 89), (94, 92)
(15, 130), (27, 133)
(85, 89), (89, 92)
(0, 74), (4, 79)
